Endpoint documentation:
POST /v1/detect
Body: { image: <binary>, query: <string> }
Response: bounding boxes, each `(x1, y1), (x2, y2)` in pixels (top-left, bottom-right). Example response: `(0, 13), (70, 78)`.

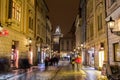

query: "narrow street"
(51, 61), (86, 80)
(4, 60), (86, 80)
(1, 60), (108, 80)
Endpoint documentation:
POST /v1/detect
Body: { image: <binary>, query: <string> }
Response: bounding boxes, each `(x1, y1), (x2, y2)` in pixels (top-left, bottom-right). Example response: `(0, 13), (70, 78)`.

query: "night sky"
(45, 0), (80, 35)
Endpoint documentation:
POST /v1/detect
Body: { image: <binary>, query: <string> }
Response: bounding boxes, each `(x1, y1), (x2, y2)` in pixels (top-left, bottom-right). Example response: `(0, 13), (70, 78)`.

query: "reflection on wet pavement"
(52, 65), (86, 80)
(7, 61), (86, 80)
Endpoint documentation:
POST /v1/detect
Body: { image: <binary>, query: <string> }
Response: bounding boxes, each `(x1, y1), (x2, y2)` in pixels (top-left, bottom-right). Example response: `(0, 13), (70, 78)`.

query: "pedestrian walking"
(75, 55), (82, 71)
(71, 57), (75, 71)
(44, 57), (50, 70)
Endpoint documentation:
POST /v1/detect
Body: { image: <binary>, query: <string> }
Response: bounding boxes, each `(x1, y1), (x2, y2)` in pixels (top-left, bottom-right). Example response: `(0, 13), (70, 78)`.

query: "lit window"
(12, 1), (21, 22)
(29, 17), (33, 30)
(12, 2), (15, 18)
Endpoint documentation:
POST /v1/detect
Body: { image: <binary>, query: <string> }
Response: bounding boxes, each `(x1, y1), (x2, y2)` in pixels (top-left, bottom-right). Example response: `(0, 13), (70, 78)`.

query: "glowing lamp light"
(29, 38), (32, 44)
(107, 17), (115, 33)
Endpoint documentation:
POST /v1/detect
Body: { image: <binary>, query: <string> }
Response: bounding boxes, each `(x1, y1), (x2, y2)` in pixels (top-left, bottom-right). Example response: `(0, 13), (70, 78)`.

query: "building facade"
(0, 0), (35, 68)
(35, 0), (49, 64)
(83, 0), (108, 69)
(75, 14), (82, 49)
(46, 17), (52, 58)
(0, 0), (49, 69)
(79, 0), (87, 65)
(60, 35), (74, 58)
(60, 24), (75, 58)
(105, 0), (120, 66)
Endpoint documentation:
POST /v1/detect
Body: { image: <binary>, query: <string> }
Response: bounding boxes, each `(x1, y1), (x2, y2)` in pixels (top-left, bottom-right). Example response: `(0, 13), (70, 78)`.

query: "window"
(8, 0), (13, 19)
(90, 23), (93, 37)
(113, 43), (120, 62)
(12, 1), (21, 21)
(98, 13), (102, 30)
(29, 17), (33, 30)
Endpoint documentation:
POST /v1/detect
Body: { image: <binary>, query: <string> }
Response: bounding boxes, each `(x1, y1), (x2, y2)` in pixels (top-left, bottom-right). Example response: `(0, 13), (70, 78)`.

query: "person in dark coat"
(44, 57), (49, 70)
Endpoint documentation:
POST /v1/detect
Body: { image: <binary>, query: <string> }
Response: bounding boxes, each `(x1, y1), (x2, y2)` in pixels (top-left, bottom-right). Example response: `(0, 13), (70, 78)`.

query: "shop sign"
(0, 29), (9, 36)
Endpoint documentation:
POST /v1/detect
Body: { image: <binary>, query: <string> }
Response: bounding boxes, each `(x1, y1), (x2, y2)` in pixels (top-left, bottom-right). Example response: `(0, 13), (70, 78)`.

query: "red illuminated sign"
(0, 29), (9, 36)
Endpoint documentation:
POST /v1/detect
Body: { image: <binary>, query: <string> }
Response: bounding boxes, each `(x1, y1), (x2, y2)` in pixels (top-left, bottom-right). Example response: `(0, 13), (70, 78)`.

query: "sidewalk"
(82, 66), (108, 80)
(0, 66), (38, 80)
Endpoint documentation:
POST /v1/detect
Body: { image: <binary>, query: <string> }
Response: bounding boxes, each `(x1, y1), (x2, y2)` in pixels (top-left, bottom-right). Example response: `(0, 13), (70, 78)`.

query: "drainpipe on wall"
(104, 0), (110, 64)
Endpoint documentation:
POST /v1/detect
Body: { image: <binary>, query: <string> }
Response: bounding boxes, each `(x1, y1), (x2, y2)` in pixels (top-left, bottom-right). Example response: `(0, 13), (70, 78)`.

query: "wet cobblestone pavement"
(1, 61), (108, 80)
(52, 63), (86, 80)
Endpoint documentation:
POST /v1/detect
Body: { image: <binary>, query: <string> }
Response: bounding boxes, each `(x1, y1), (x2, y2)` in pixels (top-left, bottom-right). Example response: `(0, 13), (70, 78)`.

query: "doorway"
(11, 40), (19, 68)
(99, 50), (104, 68)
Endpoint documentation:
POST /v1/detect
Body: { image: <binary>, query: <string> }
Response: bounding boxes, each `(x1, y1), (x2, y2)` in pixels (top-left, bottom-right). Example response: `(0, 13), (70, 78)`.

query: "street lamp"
(107, 17), (115, 33)
(26, 38), (32, 47)
(107, 16), (120, 36)
(29, 38), (32, 45)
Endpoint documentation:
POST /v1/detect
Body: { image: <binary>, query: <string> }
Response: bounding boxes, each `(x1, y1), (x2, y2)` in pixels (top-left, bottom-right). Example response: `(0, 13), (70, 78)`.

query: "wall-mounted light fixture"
(100, 43), (104, 50)
(26, 38), (32, 47)
(6, 19), (12, 27)
(29, 38), (32, 44)
(107, 17), (115, 33)
(107, 16), (120, 36)
(81, 44), (84, 47)
(77, 46), (80, 50)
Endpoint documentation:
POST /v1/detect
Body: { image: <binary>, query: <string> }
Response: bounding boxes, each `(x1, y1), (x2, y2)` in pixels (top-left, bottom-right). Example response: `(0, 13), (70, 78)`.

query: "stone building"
(105, 0), (120, 66)
(0, 0), (49, 69)
(35, 0), (49, 64)
(60, 24), (75, 58)
(0, 0), (35, 69)
(80, 0), (108, 69)
(79, 0), (87, 65)
(45, 16), (52, 58)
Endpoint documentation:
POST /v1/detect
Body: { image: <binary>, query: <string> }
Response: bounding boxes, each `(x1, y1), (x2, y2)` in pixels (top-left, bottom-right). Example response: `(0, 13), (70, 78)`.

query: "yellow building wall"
(0, 0), (35, 59)
(86, 0), (108, 69)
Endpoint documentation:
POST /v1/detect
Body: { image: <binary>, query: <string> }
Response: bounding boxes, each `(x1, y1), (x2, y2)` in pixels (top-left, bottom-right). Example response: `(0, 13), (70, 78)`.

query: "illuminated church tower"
(53, 25), (63, 53)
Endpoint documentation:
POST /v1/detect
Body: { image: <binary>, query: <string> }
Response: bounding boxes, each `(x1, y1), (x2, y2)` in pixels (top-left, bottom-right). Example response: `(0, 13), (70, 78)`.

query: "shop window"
(99, 51), (104, 67)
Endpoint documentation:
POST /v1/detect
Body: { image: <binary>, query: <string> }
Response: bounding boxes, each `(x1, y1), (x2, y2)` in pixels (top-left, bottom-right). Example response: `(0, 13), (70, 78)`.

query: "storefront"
(87, 47), (95, 67)
(98, 50), (104, 68)
(11, 40), (19, 68)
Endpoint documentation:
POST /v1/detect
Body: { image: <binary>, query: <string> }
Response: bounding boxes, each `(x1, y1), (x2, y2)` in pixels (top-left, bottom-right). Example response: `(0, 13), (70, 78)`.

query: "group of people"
(44, 55), (60, 70)
(70, 55), (82, 71)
